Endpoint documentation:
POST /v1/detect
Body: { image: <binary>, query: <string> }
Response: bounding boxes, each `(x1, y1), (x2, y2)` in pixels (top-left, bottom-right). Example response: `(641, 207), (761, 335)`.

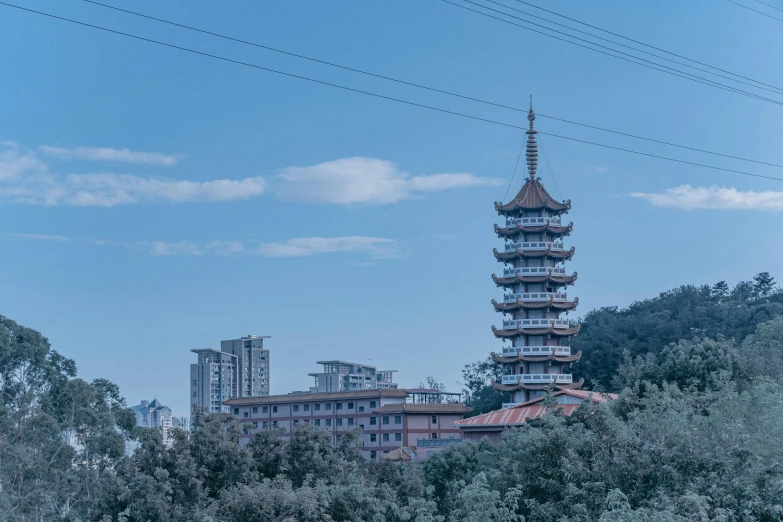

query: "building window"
(336, 403), (343, 410)
(304, 404), (310, 412)
(315, 419), (321, 427)
(293, 420), (299, 426)
(348, 402), (354, 409)
(337, 435), (342, 443)
(395, 433), (402, 442)
(359, 424), (364, 430)
(233, 408), (239, 415)
(326, 418), (332, 427)
(394, 415), (402, 424)
(192, 391), (197, 397)
(348, 418), (355, 426)
(358, 406), (364, 413)
(293, 405), (299, 412)
(370, 451), (377, 460)
(315, 404), (321, 411)
(382, 416), (389, 425)
(370, 401), (377, 408)
(263, 406), (268, 413)
(272, 420), (278, 427)
(243, 412), (249, 418)
(337, 418), (343, 427)
(252, 407), (258, 414)
(383, 433), (389, 442)
(370, 434), (377, 442)
(272, 406), (277, 413)
(431, 415), (437, 424)
(370, 417), (377, 425)
(431, 433), (438, 439)
(325, 403), (332, 411)
(262, 421), (269, 429)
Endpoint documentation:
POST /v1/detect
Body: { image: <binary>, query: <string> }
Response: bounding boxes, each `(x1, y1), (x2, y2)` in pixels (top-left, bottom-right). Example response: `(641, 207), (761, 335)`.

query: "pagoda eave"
(490, 351), (582, 364)
(492, 273), (577, 287)
(492, 378), (584, 392)
(491, 325), (581, 338)
(494, 223), (573, 238)
(493, 247), (575, 262)
(494, 198), (572, 215)
(491, 298), (578, 312)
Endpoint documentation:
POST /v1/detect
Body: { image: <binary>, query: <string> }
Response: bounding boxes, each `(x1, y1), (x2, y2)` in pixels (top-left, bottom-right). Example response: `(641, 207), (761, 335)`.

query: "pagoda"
(490, 99), (582, 407)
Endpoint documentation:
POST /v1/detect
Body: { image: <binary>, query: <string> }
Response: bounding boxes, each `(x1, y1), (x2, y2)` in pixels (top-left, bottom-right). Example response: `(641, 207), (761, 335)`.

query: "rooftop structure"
(308, 360), (397, 393)
(127, 399), (173, 454)
(224, 388), (470, 460)
(454, 389), (616, 443)
(221, 335), (271, 397)
(491, 99), (582, 407)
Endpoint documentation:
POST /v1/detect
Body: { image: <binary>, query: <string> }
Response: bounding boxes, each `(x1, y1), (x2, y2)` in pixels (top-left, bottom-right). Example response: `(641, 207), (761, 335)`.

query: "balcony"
(501, 345), (571, 356)
(501, 318), (570, 329)
(501, 374), (573, 385)
(504, 217), (562, 227)
(502, 266), (566, 278)
(504, 241), (563, 253)
(502, 403), (523, 409)
(417, 437), (463, 447)
(503, 292), (567, 303)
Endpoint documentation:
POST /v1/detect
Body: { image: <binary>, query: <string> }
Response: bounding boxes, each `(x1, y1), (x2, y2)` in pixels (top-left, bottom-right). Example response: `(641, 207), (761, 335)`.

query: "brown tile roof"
(493, 246), (575, 262)
(224, 388), (408, 406)
(494, 222), (573, 238)
(491, 274), (577, 288)
(491, 298), (578, 312)
(372, 403), (472, 414)
(491, 325), (581, 338)
(454, 390), (617, 428)
(490, 351), (582, 364)
(495, 178), (571, 214)
(380, 447), (413, 461)
(492, 378), (585, 392)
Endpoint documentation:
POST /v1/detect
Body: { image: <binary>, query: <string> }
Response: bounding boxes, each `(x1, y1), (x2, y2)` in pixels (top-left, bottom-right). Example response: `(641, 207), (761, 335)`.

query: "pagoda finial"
(526, 95), (538, 179)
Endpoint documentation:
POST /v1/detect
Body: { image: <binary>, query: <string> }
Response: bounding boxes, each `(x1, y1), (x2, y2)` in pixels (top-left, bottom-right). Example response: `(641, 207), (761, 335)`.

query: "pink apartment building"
(223, 388), (470, 460)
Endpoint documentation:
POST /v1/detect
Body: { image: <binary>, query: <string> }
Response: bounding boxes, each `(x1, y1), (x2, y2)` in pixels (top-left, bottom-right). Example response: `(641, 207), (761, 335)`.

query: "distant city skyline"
(1, 0), (782, 416)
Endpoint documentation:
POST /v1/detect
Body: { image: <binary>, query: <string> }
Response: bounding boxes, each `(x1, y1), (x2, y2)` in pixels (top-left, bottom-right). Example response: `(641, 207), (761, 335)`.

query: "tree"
(753, 271), (776, 298)
(461, 356), (505, 415)
(711, 281), (729, 299)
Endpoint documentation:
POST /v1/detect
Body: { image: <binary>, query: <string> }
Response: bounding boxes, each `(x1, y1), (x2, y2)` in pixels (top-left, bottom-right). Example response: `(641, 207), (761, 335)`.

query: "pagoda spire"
(526, 95), (539, 180)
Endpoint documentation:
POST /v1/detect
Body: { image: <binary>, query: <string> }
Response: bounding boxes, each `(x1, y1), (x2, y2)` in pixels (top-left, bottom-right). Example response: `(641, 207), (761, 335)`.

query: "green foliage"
(461, 356), (506, 415)
(572, 274), (783, 389)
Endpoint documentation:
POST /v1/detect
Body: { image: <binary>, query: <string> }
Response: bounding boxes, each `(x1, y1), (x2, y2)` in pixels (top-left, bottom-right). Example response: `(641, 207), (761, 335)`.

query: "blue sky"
(2, 0), (782, 416)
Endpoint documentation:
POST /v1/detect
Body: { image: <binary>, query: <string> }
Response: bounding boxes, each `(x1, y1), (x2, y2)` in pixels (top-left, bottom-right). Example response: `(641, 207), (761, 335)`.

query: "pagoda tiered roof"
(491, 324), (581, 338)
(491, 350), (582, 364)
(494, 222), (573, 238)
(492, 272), (577, 287)
(491, 298), (578, 312)
(494, 178), (571, 215)
(492, 378), (585, 392)
(494, 246), (575, 262)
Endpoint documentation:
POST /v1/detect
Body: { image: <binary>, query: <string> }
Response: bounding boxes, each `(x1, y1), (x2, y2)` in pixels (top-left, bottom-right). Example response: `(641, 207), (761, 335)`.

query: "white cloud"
(630, 185), (783, 211)
(40, 145), (179, 166)
(256, 236), (398, 258)
(275, 157), (501, 205)
(149, 241), (203, 256)
(9, 232), (71, 242)
(0, 147), (47, 181)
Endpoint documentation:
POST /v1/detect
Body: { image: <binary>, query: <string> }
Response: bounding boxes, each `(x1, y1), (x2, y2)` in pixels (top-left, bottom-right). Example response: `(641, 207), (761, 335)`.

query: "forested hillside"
(3, 273), (783, 521)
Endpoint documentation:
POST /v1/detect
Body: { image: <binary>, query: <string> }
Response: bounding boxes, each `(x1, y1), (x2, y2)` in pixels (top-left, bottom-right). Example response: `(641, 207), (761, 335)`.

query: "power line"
(538, 136), (563, 201)
(483, 0), (783, 95)
(2, 1), (782, 183)
(749, 0), (783, 13)
(81, 0), (783, 169)
(503, 131), (526, 200)
(510, 0), (783, 93)
(450, 0), (783, 106)
(726, 0), (783, 22)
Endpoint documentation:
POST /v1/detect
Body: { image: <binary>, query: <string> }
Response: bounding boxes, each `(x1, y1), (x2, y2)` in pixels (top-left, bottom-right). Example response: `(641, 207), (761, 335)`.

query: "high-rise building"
(127, 399), (173, 454)
(221, 335), (271, 397)
(308, 360), (398, 393)
(490, 100), (582, 407)
(190, 335), (271, 415)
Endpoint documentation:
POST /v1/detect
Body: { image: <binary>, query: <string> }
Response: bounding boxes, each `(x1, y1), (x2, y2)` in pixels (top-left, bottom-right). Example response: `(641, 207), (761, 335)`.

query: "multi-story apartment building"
(221, 335), (270, 397)
(190, 335), (271, 415)
(308, 360), (398, 393)
(126, 399), (174, 454)
(224, 389), (470, 460)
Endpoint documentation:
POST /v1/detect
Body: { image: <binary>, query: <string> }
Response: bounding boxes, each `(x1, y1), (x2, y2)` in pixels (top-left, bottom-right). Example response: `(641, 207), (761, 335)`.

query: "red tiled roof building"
(491, 99), (582, 406)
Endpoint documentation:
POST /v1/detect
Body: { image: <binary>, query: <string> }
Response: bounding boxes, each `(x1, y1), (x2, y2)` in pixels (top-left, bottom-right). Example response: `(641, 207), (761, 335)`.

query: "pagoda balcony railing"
(504, 241), (564, 253)
(502, 266), (566, 277)
(502, 318), (570, 329)
(501, 345), (571, 356)
(502, 402), (524, 409)
(501, 373), (573, 385)
(503, 292), (567, 303)
(417, 437), (463, 447)
(504, 217), (562, 227)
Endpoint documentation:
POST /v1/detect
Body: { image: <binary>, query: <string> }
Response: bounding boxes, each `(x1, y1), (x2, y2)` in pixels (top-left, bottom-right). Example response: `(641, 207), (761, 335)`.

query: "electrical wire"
(538, 136), (563, 201)
(2, 1), (782, 183)
(511, 0), (783, 93)
(503, 131), (527, 200)
(726, 0), (783, 22)
(483, 0), (783, 95)
(749, 0), (783, 13)
(80, 0), (783, 169)
(450, 0), (783, 105)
